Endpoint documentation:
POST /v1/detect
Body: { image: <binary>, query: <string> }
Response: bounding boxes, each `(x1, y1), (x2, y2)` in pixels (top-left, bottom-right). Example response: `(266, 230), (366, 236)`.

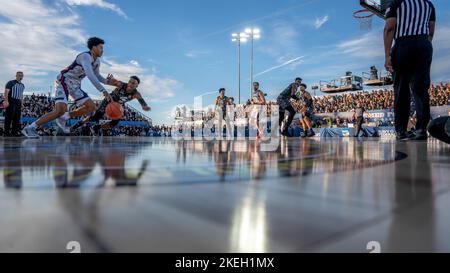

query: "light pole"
(245, 28), (261, 99)
(231, 32), (248, 104)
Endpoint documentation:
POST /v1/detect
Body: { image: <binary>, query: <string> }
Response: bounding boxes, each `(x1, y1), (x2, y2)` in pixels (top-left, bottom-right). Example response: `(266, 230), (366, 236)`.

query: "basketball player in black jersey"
(298, 84), (315, 138)
(71, 76), (151, 135)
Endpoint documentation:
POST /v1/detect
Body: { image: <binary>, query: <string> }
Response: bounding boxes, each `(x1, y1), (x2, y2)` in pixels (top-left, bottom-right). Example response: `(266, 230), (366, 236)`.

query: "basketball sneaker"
(307, 129), (315, 137)
(70, 121), (84, 132)
(56, 114), (70, 134)
(22, 126), (40, 139)
(90, 124), (102, 136)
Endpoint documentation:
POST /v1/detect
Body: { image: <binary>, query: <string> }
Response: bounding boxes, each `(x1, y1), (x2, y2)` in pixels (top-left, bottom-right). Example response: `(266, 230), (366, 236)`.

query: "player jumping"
(22, 37), (118, 138)
(71, 76), (151, 136)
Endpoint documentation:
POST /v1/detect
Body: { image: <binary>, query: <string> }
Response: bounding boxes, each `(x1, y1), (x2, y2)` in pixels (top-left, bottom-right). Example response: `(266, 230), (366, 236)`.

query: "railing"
(125, 103), (153, 125)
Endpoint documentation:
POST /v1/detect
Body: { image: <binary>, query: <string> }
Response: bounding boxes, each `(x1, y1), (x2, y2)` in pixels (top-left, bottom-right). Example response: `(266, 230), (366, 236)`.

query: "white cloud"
(0, 0), (84, 87)
(129, 60), (140, 66)
(314, 15), (329, 29)
(184, 53), (197, 59)
(336, 30), (384, 59)
(102, 59), (178, 101)
(0, 0), (178, 102)
(258, 21), (300, 58)
(334, 25), (450, 81)
(431, 25), (450, 81)
(65, 0), (128, 18)
(184, 50), (210, 59)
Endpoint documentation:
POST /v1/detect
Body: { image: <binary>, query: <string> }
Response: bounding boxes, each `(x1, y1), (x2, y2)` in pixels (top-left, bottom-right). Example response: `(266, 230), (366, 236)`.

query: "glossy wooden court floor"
(0, 137), (449, 253)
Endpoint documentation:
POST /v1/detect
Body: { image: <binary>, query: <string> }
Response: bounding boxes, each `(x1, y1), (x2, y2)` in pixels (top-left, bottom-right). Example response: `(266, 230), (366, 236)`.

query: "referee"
(3, 72), (25, 137)
(384, 0), (436, 141)
(353, 102), (365, 137)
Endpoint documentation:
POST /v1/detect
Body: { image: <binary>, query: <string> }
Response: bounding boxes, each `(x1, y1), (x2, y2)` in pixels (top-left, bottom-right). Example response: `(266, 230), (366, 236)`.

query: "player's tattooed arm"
(106, 74), (122, 88)
(135, 92), (151, 111)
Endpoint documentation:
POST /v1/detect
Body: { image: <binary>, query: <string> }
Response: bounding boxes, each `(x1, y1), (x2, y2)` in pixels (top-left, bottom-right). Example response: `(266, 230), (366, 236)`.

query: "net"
(354, 9), (375, 30)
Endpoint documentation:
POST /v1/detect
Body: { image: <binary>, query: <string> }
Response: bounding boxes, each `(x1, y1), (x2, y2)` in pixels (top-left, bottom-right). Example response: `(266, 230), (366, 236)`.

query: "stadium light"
(231, 32), (249, 104)
(244, 28), (262, 99)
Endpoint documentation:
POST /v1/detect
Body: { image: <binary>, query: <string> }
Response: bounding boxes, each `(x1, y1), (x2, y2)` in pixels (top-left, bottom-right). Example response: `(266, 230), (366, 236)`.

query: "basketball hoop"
(353, 9), (375, 30)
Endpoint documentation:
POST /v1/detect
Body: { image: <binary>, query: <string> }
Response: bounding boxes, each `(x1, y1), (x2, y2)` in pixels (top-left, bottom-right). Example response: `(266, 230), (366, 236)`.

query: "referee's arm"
(3, 81), (13, 108)
(384, 18), (396, 73)
(429, 21), (435, 42)
(429, 2), (436, 42)
(383, 2), (398, 74)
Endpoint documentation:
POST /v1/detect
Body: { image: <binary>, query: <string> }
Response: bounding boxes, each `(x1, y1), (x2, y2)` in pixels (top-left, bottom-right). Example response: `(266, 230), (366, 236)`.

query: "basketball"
(106, 102), (124, 120)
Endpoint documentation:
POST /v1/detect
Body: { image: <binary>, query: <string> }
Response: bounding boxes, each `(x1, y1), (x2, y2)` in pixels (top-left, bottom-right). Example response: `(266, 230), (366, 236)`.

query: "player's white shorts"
(54, 76), (91, 107)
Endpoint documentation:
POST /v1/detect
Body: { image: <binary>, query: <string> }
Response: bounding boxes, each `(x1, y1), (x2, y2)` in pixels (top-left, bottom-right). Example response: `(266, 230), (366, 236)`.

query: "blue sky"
(0, 0), (449, 124)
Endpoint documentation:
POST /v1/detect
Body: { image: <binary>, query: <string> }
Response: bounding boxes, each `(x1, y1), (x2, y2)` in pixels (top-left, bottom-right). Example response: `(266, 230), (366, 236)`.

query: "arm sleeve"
(78, 53), (107, 93)
(135, 92), (149, 107)
(94, 65), (107, 85)
(385, 0), (399, 18)
(429, 3), (436, 22)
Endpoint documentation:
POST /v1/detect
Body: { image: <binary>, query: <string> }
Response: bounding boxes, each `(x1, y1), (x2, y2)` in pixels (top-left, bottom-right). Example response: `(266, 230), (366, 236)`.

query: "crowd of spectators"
(174, 83), (448, 132)
(2, 93), (152, 137)
(14, 93), (151, 122)
(2, 83), (449, 136)
(429, 83), (450, 107)
(110, 126), (149, 137)
(150, 125), (172, 137)
(313, 89), (394, 113)
(313, 83), (449, 114)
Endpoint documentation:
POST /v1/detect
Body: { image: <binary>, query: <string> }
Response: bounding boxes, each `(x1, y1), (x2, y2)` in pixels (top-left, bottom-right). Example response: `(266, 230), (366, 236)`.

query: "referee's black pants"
(4, 98), (22, 136)
(391, 36), (433, 136)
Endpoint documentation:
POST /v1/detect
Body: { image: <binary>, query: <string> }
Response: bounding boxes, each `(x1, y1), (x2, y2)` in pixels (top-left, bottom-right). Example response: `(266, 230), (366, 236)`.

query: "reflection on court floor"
(0, 137), (449, 253)
(0, 137), (405, 189)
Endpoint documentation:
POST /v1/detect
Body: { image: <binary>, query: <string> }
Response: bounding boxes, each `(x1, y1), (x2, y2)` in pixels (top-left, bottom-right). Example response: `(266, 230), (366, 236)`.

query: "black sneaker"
(307, 129), (315, 137)
(90, 125), (101, 136)
(396, 132), (408, 140)
(281, 130), (292, 137)
(406, 134), (428, 141)
(13, 132), (24, 137)
(71, 121), (84, 132)
(403, 130), (428, 141)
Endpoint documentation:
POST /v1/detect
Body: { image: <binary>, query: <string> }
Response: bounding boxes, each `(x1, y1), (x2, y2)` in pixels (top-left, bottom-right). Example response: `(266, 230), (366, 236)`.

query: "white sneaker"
(56, 116), (70, 134)
(22, 126), (40, 139)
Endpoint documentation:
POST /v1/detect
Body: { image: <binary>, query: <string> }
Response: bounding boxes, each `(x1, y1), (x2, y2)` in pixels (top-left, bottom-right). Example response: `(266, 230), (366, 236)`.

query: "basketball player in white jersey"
(22, 37), (119, 138)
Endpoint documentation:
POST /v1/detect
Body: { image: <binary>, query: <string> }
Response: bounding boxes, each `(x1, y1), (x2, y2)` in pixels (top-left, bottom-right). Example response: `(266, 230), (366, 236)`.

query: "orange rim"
(353, 9), (375, 19)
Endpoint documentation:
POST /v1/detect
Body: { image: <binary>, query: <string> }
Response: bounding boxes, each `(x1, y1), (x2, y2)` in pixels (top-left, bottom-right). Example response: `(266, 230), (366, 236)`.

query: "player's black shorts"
(303, 108), (314, 119)
(90, 109), (106, 123)
(90, 99), (121, 127)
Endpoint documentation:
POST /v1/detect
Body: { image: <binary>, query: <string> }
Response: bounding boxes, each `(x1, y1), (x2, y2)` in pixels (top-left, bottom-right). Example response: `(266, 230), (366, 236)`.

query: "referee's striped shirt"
(5, 80), (25, 100)
(386, 0), (436, 40)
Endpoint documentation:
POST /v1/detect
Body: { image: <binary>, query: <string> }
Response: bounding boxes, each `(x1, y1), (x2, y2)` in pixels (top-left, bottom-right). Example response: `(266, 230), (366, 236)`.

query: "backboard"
(360, 0), (393, 19)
